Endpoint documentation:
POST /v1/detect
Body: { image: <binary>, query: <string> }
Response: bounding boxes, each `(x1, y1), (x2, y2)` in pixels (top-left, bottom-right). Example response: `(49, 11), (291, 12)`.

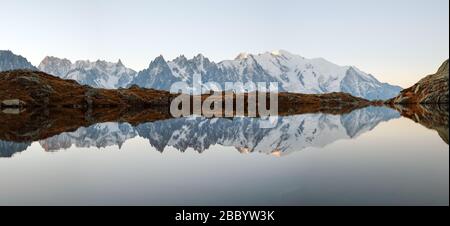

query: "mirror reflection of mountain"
(1, 106), (401, 158)
(392, 104), (449, 144)
(134, 106), (400, 154)
(0, 141), (31, 158)
(40, 122), (137, 151)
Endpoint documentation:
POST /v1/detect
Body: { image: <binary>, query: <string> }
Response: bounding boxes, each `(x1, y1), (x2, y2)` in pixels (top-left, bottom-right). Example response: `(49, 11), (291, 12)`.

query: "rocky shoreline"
(0, 70), (175, 109)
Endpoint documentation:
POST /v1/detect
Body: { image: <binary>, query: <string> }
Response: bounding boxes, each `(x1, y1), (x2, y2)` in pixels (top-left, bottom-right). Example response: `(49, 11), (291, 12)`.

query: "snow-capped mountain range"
(1, 50), (402, 99)
(1, 106), (400, 157)
(130, 50), (402, 100)
(38, 56), (137, 89)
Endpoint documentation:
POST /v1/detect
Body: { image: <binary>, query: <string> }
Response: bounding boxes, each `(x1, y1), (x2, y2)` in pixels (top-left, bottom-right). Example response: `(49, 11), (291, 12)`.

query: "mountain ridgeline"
(129, 50), (402, 100)
(1, 50), (402, 100)
(0, 50), (37, 71)
(38, 56), (137, 89)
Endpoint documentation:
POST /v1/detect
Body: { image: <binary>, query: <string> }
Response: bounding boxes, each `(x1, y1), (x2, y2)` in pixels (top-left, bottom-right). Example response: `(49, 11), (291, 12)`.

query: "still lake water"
(0, 106), (448, 205)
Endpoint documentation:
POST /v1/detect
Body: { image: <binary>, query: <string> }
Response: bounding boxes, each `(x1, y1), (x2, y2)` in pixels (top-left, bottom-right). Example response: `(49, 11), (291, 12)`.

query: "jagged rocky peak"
(72, 59), (90, 68)
(390, 59), (449, 104)
(174, 54), (188, 61)
(40, 56), (69, 65)
(38, 56), (137, 89)
(95, 59), (108, 67)
(117, 59), (124, 67)
(38, 56), (72, 77)
(172, 55), (189, 66)
(193, 53), (208, 64)
(193, 53), (205, 60)
(0, 50), (37, 72)
(147, 55), (169, 69)
(193, 54), (215, 69)
(130, 54), (179, 90)
(235, 52), (250, 60)
(148, 55), (170, 71)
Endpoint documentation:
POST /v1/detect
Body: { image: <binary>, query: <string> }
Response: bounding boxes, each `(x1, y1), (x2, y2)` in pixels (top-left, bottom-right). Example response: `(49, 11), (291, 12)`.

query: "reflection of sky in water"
(0, 108), (448, 205)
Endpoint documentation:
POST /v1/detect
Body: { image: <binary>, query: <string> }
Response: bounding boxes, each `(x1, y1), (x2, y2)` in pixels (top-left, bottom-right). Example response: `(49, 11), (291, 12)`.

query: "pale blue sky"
(0, 0), (448, 87)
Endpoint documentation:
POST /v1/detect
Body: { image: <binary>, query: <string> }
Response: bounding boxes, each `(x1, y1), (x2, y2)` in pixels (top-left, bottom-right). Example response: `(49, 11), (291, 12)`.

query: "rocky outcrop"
(386, 60), (449, 144)
(0, 70), (175, 108)
(0, 50), (37, 71)
(390, 60), (449, 104)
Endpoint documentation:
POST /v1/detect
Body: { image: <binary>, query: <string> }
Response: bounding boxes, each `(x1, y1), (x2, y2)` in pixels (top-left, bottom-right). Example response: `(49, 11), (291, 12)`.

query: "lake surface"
(0, 106), (448, 205)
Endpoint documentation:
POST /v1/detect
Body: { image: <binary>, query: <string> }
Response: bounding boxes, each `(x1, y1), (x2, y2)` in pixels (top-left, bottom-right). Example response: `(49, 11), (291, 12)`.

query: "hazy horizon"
(1, 0), (448, 87)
